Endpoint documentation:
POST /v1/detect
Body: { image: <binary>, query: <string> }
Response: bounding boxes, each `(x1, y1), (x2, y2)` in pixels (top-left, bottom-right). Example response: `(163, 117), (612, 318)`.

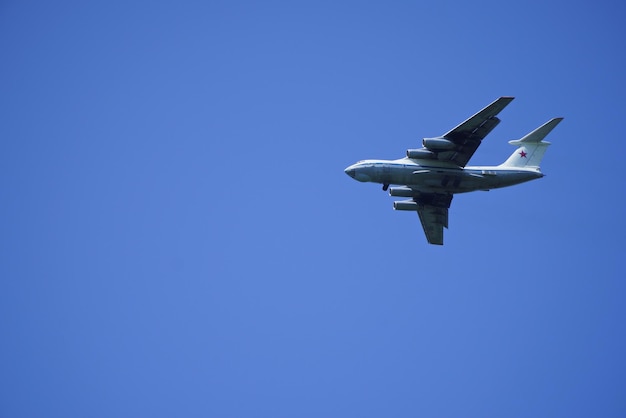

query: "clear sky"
(1, 1), (625, 417)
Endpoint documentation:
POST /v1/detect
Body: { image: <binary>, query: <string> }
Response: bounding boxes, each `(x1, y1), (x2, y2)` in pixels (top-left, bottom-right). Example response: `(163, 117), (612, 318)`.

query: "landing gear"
(382, 183), (389, 191)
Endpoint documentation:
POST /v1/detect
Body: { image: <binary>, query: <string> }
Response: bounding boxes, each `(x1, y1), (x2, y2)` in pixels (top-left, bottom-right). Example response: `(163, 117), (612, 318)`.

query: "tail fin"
(500, 117), (563, 169)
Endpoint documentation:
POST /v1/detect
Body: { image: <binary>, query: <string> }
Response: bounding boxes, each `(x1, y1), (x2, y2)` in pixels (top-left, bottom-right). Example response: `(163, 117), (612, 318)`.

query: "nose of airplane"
(344, 166), (356, 178)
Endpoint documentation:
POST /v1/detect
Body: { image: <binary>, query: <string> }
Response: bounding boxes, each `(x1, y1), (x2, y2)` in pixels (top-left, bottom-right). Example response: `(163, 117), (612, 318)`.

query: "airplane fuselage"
(344, 157), (543, 194)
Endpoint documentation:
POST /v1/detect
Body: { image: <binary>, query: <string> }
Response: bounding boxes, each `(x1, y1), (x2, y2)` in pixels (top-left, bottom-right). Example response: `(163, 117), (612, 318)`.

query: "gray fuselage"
(344, 157), (543, 194)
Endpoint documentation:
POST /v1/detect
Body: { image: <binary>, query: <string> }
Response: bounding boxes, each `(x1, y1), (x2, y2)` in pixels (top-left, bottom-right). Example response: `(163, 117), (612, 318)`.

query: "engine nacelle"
(422, 137), (456, 151)
(389, 187), (416, 198)
(406, 149), (436, 159)
(393, 200), (420, 211)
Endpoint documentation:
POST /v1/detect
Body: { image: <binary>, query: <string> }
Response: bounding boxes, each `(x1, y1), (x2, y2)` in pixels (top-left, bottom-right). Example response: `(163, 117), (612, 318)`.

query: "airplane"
(344, 97), (563, 245)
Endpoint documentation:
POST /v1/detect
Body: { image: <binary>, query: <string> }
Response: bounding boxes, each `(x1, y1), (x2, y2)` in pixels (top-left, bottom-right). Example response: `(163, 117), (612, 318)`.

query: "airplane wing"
(435, 96), (514, 167)
(413, 193), (453, 245)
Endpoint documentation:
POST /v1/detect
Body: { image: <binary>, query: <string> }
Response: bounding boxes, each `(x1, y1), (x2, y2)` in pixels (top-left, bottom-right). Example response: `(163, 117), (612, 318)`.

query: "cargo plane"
(344, 97), (562, 245)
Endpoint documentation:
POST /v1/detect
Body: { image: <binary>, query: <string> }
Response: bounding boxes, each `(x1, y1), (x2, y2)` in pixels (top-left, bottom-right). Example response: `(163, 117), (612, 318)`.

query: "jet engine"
(388, 187), (416, 198)
(422, 137), (456, 151)
(406, 149), (436, 159)
(393, 200), (420, 211)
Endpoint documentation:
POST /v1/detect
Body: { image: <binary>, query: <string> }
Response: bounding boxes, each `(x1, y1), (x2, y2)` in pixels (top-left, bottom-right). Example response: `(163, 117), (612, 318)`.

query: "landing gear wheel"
(382, 183), (389, 191)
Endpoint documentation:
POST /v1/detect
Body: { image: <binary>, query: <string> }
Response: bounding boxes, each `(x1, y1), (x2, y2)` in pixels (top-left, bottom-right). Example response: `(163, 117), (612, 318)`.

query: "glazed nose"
(344, 167), (356, 178)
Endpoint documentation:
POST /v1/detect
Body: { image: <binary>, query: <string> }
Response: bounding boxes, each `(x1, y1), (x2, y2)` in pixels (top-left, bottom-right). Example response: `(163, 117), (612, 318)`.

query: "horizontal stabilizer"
(509, 117), (563, 145)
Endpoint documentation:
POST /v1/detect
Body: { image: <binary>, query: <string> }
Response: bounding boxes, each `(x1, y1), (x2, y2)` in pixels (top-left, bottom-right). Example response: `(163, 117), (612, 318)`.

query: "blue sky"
(1, 1), (625, 417)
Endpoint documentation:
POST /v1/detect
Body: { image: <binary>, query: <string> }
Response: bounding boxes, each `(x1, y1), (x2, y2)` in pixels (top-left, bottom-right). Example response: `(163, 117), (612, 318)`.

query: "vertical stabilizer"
(500, 118), (563, 168)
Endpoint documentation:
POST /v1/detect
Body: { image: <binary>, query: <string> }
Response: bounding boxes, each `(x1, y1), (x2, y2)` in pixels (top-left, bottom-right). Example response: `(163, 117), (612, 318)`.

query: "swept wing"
(426, 96), (514, 167)
(413, 193), (453, 245)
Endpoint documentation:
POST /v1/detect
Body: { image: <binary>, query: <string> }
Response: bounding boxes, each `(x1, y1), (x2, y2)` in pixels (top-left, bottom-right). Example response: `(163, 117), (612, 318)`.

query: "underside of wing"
(414, 97), (514, 167)
(441, 96), (513, 166)
(407, 192), (453, 245)
(417, 205), (448, 245)
(443, 96), (514, 140)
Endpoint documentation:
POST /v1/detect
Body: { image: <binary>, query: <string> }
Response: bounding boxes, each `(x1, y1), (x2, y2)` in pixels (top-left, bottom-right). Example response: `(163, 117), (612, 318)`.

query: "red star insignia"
(519, 150), (527, 158)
